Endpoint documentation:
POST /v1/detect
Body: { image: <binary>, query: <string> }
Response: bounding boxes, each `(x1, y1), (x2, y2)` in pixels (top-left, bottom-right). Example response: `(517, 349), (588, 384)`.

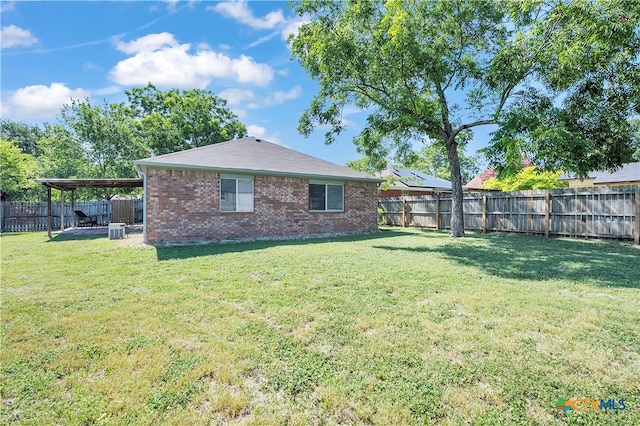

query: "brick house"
(134, 137), (382, 243)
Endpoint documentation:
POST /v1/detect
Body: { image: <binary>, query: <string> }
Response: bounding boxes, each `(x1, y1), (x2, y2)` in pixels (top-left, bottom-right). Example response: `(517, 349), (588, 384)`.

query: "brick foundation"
(144, 169), (379, 243)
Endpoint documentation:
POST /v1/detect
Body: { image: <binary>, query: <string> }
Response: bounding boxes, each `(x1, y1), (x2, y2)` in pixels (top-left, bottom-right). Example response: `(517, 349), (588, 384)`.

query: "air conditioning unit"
(108, 223), (126, 239)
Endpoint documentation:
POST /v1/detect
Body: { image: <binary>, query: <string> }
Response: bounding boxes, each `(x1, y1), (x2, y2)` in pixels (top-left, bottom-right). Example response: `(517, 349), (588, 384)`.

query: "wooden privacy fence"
(378, 185), (640, 244)
(1, 199), (143, 233)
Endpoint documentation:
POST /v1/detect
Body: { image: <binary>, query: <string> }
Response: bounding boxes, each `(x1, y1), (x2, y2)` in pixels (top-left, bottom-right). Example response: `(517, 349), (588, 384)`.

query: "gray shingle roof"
(134, 137), (381, 182)
(558, 162), (640, 184)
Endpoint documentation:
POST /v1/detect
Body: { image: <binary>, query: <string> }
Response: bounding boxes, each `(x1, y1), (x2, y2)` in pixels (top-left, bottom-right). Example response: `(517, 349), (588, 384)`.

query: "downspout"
(134, 162), (148, 244)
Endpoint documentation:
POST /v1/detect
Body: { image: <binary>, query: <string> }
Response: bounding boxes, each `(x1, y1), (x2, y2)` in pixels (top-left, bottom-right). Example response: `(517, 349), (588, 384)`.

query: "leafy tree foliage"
(37, 124), (90, 180)
(0, 120), (44, 157)
(483, 166), (568, 191)
(290, 0), (640, 237)
(0, 139), (39, 200)
(125, 83), (247, 155)
(59, 100), (145, 180)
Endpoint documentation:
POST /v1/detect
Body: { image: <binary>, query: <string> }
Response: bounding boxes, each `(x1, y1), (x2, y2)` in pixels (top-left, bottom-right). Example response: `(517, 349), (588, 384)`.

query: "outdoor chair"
(74, 210), (98, 227)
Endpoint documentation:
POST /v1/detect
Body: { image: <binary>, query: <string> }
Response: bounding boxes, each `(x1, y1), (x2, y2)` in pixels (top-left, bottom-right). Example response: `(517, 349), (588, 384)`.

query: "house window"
(309, 181), (344, 211)
(220, 176), (253, 212)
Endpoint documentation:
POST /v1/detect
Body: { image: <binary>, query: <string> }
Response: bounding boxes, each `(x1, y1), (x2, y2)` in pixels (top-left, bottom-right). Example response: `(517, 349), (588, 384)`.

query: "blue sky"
(1, 0), (488, 167)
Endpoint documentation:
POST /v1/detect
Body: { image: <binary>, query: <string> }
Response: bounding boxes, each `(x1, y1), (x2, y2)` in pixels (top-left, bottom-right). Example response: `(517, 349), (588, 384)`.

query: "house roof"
(378, 167), (452, 191)
(464, 168), (497, 190)
(558, 162), (640, 185)
(134, 137), (381, 182)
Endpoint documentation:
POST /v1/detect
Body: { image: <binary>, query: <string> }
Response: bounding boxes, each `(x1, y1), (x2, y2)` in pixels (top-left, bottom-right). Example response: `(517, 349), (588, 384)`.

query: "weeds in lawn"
(1, 229), (638, 424)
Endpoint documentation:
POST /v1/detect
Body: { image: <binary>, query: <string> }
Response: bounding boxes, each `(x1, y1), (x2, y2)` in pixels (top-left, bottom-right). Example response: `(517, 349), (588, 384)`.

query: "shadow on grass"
(154, 229), (406, 261)
(375, 233), (640, 288)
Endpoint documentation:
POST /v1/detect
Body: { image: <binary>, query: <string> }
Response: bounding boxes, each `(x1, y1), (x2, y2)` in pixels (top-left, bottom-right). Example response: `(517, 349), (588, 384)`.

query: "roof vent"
(255, 138), (262, 142)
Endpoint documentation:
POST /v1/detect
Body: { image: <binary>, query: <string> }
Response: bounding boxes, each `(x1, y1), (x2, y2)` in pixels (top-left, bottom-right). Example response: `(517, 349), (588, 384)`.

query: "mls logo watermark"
(555, 398), (627, 413)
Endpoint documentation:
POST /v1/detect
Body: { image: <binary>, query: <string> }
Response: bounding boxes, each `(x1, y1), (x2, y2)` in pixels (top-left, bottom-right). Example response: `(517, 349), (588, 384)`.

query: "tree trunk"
(446, 137), (465, 237)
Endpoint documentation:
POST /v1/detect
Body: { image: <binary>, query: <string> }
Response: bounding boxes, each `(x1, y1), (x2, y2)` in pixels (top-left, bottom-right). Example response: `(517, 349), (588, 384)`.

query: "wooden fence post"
(435, 195), (441, 230)
(482, 194), (487, 233)
(545, 191), (551, 238)
(402, 198), (407, 228)
(635, 187), (640, 245)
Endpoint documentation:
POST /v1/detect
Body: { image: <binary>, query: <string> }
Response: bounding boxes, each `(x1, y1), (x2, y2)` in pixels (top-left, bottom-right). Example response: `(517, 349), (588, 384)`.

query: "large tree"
(290, 0), (640, 237)
(125, 83), (247, 156)
(0, 139), (39, 201)
(0, 120), (44, 157)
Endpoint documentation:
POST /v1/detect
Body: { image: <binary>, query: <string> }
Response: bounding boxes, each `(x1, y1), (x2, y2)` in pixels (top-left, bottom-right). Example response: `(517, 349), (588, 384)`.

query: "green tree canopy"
(290, 0), (640, 237)
(1, 120), (44, 157)
(59, 99), (145, 180)
(125, 83), (247, 155)
(0, 139), (39, 200)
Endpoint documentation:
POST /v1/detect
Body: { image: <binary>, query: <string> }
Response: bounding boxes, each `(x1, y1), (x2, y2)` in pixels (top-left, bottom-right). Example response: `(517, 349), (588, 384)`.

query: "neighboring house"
(558, 162), (640, 188)
(134, 137), (382, 243)
(376, 167), (452, 197)
(464, 168), (497, 191)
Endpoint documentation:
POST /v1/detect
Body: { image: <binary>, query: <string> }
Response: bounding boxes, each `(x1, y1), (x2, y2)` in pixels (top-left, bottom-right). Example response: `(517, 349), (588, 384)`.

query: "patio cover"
(35, 178), (143, 237)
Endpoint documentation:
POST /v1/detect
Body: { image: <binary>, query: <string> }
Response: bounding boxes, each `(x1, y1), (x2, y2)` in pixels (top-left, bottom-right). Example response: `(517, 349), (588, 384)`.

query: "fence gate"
(111, 199), (134, 224)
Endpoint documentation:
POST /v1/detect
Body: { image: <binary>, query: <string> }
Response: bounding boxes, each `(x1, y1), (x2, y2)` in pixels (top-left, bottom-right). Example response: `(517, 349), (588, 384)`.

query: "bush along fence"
(1, 199), (143, 233)
(378, 185), (640, 244)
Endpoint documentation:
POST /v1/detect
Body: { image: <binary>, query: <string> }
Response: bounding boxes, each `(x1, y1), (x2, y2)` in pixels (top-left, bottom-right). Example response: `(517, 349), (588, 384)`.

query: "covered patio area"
(35, 178), (143, 238)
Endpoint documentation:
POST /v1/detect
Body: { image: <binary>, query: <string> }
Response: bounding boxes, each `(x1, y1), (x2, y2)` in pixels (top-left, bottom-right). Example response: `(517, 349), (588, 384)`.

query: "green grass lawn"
(1, 228), (639, 425)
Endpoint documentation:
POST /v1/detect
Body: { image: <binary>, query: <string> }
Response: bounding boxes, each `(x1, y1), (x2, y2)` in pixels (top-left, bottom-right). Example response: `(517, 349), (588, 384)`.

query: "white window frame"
(220, 174), (254, 212)
(309, 180), (344, 212)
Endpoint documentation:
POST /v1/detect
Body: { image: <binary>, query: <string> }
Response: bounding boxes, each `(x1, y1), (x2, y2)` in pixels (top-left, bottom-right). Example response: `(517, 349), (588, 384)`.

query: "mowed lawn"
(1, 228), (639, 425)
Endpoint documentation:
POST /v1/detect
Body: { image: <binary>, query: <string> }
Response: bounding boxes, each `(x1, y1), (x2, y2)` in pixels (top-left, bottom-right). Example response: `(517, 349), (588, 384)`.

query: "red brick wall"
(144, 169), (379, 243)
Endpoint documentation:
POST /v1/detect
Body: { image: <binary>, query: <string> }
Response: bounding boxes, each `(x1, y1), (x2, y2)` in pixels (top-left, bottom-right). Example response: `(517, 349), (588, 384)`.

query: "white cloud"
(115, 32), (178, 54)
(218, 88), (254, 105)
(1, 83), (89, 120)
(110, 33), (274, 88)
(248, 85), (302, 109)
(209, 0), (285, 29)
(1, 25), (38, 49)
(209, 1), (307, 46)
